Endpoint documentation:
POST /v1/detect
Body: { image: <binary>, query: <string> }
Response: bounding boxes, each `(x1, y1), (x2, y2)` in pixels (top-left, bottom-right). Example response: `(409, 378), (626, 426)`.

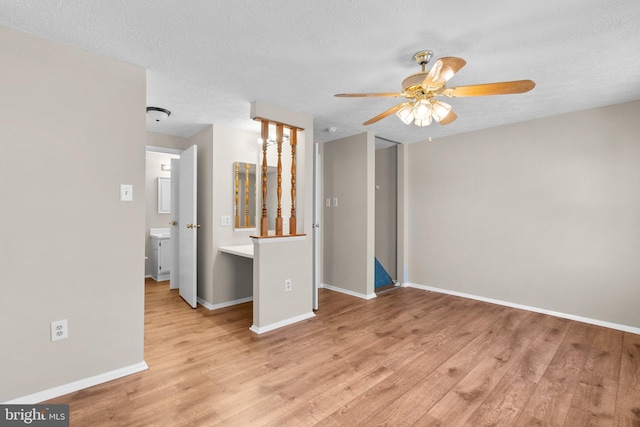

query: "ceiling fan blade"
(335, 92), (403, 98)
(445, 79), (535, 97)
(438, 110), (457, 125)
(422, 57), (467, 88)
(363, 103), (408, 125)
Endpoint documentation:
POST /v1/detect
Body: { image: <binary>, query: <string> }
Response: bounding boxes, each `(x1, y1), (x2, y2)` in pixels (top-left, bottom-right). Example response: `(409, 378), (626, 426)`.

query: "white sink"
(149, 228), (171, 238)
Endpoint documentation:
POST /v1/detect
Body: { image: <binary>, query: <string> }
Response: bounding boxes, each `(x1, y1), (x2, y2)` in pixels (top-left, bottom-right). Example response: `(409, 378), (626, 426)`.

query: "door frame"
(145, 145), (198, 307)
(312, 142), (321, 310)
(145, 145), (183, 286)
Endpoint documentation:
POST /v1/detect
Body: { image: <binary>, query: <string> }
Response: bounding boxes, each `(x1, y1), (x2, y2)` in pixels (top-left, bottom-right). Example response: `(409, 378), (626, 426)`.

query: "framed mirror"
(158, 177), (171, 214)
(234, 162), (256, 229)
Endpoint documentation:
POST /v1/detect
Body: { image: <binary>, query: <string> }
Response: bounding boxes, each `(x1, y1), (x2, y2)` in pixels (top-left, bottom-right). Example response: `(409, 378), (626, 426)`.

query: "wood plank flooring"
(45, 279), (640, 426)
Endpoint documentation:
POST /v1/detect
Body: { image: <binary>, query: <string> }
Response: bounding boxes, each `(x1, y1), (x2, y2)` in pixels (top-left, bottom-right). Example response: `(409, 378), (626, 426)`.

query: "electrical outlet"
(285, 279), (292, 291)
(332, 197), (338, 207)
(221, 215), (231, 226)
(51, 319), (68, 342)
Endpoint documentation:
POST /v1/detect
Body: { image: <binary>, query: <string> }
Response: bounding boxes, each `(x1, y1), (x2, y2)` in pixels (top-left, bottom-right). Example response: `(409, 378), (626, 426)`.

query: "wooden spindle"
(260, 120), (269, 236)
(289, 128), (297, 235)
(234, 162), (239, 228)
(244, 163), (250, 227)
(275, 124), (283, 236)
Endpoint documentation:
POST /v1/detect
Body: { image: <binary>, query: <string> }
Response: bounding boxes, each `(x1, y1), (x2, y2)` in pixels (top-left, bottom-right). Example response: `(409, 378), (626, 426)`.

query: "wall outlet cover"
(51, 319), (68, 342)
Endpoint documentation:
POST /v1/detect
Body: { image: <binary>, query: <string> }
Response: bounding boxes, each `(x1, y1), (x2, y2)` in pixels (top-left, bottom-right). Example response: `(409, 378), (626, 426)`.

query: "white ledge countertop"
(219, 245), (254, 259)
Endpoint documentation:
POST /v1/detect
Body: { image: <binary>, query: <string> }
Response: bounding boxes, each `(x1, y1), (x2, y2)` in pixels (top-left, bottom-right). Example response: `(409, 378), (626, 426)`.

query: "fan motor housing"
(401, 72), (433, 96)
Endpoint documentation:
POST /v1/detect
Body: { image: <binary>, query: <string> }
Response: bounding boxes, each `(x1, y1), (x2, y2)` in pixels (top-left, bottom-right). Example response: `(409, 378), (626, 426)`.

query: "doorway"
(374, 138), (398, 292)
(145, 147), (181, 282)
(145, 145), (199, 308)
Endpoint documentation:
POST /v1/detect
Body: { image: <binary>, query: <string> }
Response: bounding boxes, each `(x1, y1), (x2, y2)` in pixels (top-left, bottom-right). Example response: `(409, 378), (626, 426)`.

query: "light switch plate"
(120, 184), (133, 201)
(326, 198), (331, 207)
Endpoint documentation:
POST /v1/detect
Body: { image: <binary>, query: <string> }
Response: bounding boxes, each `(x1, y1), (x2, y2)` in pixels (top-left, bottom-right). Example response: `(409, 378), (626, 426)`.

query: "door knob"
(187, 224), (201, 229)
(186, 224), (193, 229)
(171, 221), (177, 226)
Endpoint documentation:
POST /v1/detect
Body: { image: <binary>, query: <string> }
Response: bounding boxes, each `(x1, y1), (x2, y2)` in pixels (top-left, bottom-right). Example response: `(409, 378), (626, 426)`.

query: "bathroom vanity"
(150, 228), (171, 281)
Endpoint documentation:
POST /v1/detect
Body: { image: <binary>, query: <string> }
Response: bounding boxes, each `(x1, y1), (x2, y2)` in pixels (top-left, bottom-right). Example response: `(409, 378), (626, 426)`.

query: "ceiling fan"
(335, 50), (535, 127)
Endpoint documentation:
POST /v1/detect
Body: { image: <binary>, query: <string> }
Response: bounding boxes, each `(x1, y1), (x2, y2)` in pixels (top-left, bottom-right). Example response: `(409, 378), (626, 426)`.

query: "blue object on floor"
(375, 257), (394, 289)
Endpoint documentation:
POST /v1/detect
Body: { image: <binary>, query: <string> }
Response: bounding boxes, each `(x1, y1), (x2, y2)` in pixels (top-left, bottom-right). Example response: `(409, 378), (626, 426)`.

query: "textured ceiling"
(2, 1), (640, 144)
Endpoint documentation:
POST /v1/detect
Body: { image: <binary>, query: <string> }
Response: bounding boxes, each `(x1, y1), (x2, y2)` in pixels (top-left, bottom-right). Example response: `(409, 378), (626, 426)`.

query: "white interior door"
(169, 157), (180, 290)
(179, 145), (198, 308)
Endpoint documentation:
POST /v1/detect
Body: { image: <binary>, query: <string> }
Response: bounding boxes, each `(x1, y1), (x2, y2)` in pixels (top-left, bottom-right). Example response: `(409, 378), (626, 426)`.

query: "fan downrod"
(412, 50), (433, 71)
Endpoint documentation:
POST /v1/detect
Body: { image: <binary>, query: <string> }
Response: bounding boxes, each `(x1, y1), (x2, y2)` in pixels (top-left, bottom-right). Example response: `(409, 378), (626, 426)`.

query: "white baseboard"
(197, 296), (253, 311)
(3, 361), (149, 404)
(407, 282), (640, 335)
(250, 311), (316, 334)
(321, 283), (377, 300)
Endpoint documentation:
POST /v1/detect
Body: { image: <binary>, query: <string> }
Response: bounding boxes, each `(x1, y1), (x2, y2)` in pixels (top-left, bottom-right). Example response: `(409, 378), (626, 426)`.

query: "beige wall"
(375, 145), (397, 280)
(407, 100), (640, 329)
(397, 144), (410, 284)
(322, 132), (375, 297)
(249, 101), (315, 329)
(147, 131), (191, 151)
(144, 151), (178, 276)
(192, 124), (271, 306)
(0, 25), (146, 401)
(191, 126), (216, 303)
(208, 125), (262, 305)
(253, 237), (313, 328)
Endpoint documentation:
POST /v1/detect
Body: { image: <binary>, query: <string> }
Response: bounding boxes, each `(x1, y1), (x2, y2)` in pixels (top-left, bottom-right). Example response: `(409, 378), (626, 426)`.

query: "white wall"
(0, 25), (146, 401)
(322, 132), (375, 298)
(407, 100), (640, 329)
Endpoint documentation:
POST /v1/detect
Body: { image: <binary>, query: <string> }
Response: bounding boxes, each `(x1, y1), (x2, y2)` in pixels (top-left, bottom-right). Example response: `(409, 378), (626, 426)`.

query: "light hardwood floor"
(46, 279), (640, 426)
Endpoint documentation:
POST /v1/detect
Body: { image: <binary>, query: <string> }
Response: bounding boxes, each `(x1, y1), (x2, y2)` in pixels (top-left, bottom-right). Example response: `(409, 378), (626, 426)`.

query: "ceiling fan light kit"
(335, 50), (535, 127)
(431, 100), (452, 122)
(396, 98), (453, 127)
